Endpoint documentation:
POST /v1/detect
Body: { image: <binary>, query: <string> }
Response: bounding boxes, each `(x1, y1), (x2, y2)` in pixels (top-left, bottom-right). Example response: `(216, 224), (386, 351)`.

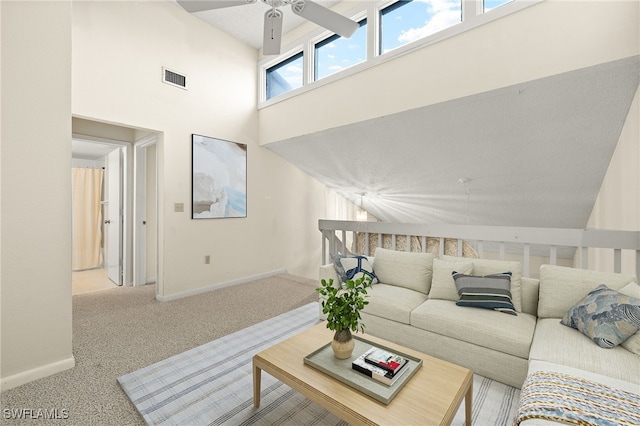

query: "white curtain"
(72, 167), (104, 271)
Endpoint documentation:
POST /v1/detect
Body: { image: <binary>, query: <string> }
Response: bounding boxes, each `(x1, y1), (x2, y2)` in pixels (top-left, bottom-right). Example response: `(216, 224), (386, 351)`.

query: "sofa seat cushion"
(410, 299), (536, 358)
(363, 283), (428, 325)
(530, 318), (640, 384)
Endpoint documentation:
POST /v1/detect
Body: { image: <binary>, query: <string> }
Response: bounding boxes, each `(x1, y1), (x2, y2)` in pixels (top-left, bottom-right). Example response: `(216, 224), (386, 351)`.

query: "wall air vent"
(162, 67), (187, 90)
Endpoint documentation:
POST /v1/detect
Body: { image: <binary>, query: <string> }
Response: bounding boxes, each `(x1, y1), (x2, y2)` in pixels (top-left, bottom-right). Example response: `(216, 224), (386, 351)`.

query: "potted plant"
(316, 275), (372, 359)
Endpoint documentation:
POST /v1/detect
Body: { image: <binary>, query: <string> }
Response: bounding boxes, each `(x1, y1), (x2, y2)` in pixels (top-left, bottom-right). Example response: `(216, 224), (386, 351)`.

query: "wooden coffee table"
(253, 322), (473, 425)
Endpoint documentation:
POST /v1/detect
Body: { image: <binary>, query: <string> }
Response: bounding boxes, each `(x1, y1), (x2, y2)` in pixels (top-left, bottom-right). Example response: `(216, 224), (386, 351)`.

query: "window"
(379, 0), (462, 54)
(483, 0), (513, 13)
(261, 0), (534, 104)
(265, 51), (304, 100)
(314, 19), (367, 81)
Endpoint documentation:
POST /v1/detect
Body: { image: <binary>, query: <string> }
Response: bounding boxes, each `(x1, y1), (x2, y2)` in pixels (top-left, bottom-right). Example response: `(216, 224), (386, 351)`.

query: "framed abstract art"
(191, 134), (247, 219)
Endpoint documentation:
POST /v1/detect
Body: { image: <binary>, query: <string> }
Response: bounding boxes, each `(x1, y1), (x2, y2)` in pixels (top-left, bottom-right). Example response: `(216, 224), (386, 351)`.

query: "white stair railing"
(319, 220), (640, 278)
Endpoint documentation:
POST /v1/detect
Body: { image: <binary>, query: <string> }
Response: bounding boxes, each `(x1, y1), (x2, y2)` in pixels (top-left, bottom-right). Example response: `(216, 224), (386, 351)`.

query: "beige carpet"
(0, 274), (319, 425)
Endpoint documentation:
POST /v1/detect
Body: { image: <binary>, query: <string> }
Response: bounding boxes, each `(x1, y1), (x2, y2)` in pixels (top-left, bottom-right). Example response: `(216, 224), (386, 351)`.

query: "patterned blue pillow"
(561, 284), (640, 348)
(331, 255), (378, 285)
(452, 272), (516, 315)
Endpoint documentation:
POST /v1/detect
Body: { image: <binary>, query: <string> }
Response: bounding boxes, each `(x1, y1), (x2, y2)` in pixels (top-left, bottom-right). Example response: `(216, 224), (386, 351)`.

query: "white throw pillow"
(619, 282), (640, 355)
(372, 248), (434, 294)
(442, 255), (523, 312)
(429, 258), (474, 301)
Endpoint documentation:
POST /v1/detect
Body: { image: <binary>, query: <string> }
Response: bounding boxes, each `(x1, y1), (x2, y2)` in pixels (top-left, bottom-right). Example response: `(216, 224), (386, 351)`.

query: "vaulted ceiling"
(266, 56), (639, 228)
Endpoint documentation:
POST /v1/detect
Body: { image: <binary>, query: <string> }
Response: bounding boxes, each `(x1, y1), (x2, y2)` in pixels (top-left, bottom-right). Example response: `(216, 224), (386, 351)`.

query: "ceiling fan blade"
(290, 0), (359, 39)
(263, 9), (283, 55)
(177, 0), (256, 13)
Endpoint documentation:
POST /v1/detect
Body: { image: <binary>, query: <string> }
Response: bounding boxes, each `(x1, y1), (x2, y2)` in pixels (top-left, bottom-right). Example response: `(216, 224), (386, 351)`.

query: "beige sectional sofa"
(319, 247), (640, 421)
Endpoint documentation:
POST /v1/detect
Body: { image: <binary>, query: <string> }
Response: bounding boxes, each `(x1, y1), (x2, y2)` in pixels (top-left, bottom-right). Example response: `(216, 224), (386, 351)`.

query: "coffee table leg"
(465, 379), (472, 426)
(253, 359), (262, 408)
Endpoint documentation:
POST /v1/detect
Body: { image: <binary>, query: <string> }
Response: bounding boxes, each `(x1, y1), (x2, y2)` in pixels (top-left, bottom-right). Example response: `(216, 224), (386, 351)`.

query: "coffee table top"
(253, 322), (473, 425)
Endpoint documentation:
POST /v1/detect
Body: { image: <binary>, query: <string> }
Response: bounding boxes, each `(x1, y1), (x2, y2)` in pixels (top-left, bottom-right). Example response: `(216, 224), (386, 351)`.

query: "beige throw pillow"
(429, 258), (473, 301)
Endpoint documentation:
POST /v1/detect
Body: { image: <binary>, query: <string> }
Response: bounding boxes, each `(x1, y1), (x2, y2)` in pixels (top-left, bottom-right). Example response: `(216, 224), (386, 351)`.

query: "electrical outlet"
(204, 255), (211, 264)
(174, 203), (184, 212)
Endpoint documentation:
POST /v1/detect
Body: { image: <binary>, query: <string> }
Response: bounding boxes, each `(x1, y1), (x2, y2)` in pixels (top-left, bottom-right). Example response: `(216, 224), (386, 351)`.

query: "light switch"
(174, 203), (184, 212)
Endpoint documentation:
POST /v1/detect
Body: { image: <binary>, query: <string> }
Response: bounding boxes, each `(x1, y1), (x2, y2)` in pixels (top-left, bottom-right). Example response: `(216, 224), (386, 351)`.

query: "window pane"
(314, 19), (367, 81)
(484, 0), (513, 13)
(380, 0), (462, 54)
(266, 52), (304, 100)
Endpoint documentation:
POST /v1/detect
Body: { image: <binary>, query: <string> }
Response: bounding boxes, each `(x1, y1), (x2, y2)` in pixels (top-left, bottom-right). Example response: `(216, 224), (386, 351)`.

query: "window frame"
(312, 17), (368, 82)
(260, 44), (305, 103)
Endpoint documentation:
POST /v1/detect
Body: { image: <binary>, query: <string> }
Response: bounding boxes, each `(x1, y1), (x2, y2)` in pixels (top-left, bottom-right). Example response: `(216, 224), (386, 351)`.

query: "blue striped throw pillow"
(452, 272), (517, 315)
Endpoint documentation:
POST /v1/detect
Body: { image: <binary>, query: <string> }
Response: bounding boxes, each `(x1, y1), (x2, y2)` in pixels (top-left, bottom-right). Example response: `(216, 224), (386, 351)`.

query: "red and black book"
(352, 348), (409, 386)
(364, 347), (408, 375)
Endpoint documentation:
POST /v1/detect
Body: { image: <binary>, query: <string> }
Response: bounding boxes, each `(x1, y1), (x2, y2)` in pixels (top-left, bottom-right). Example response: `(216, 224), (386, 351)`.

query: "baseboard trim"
(156, 269), (288, 302)
(1, 356), (75, 391)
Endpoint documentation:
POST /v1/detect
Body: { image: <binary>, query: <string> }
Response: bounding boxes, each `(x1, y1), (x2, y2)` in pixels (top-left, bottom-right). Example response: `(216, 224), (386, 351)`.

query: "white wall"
(72, 0), (353, 299)
(259, 0), (639, 144)
(1, 1), (74, 390)
(584, 87), (640, 276)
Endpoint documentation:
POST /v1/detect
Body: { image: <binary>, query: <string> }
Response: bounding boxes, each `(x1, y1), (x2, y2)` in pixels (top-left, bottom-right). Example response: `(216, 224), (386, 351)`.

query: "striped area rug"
(118, 302), (520, 425)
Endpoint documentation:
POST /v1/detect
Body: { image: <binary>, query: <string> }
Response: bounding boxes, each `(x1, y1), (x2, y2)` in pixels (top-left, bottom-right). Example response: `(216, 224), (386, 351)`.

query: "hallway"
(72, 268), (117, 295)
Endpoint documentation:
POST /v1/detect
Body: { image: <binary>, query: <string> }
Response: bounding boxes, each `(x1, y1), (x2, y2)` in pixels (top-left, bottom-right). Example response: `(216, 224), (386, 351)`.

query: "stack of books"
(352, 346), (409, 386)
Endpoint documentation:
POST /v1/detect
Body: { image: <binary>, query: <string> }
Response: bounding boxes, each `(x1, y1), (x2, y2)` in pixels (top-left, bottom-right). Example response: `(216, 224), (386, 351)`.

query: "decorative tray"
(303, 335), (423, 405)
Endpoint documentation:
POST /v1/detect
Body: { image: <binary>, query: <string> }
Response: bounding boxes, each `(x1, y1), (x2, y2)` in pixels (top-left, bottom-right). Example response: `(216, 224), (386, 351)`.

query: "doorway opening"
(71, 128), (159, 296)
(71, 138), (127, 294)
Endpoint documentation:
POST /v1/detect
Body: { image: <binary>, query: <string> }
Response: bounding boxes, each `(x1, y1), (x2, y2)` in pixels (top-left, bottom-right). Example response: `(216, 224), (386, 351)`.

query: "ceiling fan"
(177, 0), (359, 55)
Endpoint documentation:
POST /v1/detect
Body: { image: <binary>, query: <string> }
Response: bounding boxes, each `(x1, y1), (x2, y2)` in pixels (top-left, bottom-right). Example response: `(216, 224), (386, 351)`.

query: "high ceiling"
(168, 1), (639, 229)
(266, 56), (640, 228)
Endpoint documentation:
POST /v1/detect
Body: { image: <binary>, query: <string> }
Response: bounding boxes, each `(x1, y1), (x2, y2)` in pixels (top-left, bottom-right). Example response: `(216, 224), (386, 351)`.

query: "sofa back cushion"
(372, 248), (434, 294)
(520, 277), (540, 317)
(538, 264), (637, 319)
(442, 255), (523, 312)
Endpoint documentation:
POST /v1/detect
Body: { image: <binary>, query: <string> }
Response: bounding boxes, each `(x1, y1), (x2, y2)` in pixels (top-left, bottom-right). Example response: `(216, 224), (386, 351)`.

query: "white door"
(106, 147), (122, 285)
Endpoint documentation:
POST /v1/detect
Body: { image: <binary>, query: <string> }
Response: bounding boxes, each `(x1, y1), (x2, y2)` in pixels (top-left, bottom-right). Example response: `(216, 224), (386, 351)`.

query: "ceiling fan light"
(263, 9), (283, 55)
(290, 0), (359, 39)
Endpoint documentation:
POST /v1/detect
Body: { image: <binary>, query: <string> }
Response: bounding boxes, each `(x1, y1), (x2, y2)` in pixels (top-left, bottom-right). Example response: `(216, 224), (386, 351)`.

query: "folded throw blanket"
(515, 371), (640, 425)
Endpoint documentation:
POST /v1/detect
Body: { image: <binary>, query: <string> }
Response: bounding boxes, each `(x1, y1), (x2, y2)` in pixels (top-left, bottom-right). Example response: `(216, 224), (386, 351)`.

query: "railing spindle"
(614, 249), (622, 273)
(365, 232), (370, 257)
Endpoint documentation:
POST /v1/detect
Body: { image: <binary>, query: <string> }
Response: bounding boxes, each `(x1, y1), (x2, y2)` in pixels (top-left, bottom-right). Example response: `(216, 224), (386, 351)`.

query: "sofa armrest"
(320, 263), (340, 286)
(318, 264), (341, 320)
(521, 277), (540, 317)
